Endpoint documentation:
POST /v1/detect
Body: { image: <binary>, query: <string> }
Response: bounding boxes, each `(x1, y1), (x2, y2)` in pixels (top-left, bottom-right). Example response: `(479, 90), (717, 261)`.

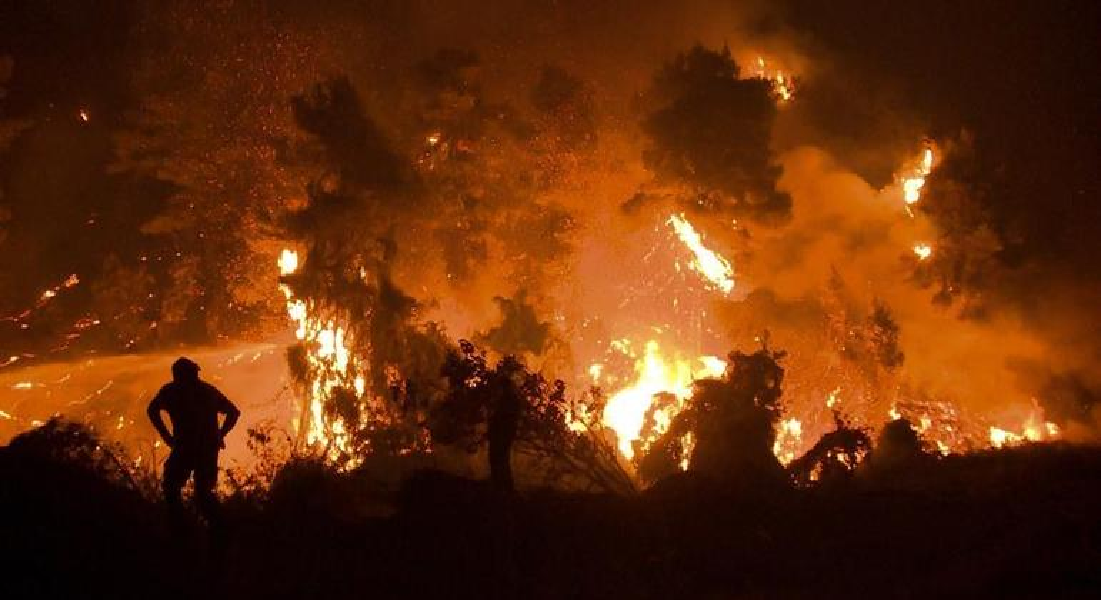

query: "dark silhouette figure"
(147, 357), (240, 536)
(487, 357), (523, 491)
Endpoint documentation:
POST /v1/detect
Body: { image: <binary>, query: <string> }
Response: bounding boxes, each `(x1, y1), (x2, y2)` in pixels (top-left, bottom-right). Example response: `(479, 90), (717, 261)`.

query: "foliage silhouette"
(788, 413), (873, 487)
(642, 45), (791, 225)
(640, 345), (788, 491)
(869, 417), (935, 473)
(476, 290), (554, 359)
(432, 340), (634, 493)
(5, 416), (156, 496)
(3, 394), (1101, 598)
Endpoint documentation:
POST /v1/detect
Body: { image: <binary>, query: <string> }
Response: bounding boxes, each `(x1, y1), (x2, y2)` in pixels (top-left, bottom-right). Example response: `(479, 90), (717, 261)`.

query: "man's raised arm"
(216, 389), (241, 440)
(146, 389), (174, 447)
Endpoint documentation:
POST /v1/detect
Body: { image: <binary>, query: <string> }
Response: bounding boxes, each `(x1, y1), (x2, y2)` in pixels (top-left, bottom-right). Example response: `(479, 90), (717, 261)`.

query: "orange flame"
(755, 57), (794, 103)
(279, 248), (365, 462)
(600, 340), (724, 461)
(901, 147), (935, 205)
(668, 214), (735, 294)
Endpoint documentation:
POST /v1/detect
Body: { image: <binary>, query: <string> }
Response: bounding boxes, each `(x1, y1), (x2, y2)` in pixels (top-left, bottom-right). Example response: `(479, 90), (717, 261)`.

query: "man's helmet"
(171, 357), (201, 381)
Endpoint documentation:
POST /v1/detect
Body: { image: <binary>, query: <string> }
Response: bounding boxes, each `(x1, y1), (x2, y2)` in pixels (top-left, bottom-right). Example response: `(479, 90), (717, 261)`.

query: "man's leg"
(163, 450), (191, 536)
(193, 448), (223, 533)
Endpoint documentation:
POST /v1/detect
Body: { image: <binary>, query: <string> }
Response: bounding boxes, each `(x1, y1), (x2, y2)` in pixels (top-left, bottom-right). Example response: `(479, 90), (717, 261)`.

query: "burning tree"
(280, 254), (450, 461)
(274, 57), (588, 464)
(640, 44), (791, 225)
(277, 74), (446, 457)
(913, 138), (1004, 313)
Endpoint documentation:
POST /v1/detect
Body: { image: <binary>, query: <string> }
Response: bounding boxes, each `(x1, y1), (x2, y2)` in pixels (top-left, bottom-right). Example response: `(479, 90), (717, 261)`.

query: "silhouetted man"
(147, 357), (240, 535)
(487, 357), (523, 491)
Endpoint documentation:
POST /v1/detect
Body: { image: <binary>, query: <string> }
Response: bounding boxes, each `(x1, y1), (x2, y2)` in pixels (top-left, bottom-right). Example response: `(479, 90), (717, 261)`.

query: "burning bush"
(431, 340), (634, 494)
(787, 415), (873, 487)
(639, 346), (788, 490)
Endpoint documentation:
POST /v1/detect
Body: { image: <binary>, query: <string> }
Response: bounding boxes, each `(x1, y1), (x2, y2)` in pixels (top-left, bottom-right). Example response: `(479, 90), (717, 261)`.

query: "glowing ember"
(38, 274), (80, 304)
(78, 108), (90, 122)
(773, 418), (803, 465)
(4, 274), (84, 342)
(912, 243), (933, 260)
(667, 214), (735, 294)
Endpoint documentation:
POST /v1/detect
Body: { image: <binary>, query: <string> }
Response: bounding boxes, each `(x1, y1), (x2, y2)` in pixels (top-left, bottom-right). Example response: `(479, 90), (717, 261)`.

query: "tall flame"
(901, 146), (934, 205)
(278, 248), (365, 460)
(600, 340), (725, 461)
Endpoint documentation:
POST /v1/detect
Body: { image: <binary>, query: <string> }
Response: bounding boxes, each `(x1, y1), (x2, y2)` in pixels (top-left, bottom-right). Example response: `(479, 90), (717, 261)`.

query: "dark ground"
(2, 436), (1100, 600)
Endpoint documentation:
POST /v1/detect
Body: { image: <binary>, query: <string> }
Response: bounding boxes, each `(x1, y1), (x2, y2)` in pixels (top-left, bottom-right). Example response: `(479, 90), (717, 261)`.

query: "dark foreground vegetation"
(2, 420), (1100, 599)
